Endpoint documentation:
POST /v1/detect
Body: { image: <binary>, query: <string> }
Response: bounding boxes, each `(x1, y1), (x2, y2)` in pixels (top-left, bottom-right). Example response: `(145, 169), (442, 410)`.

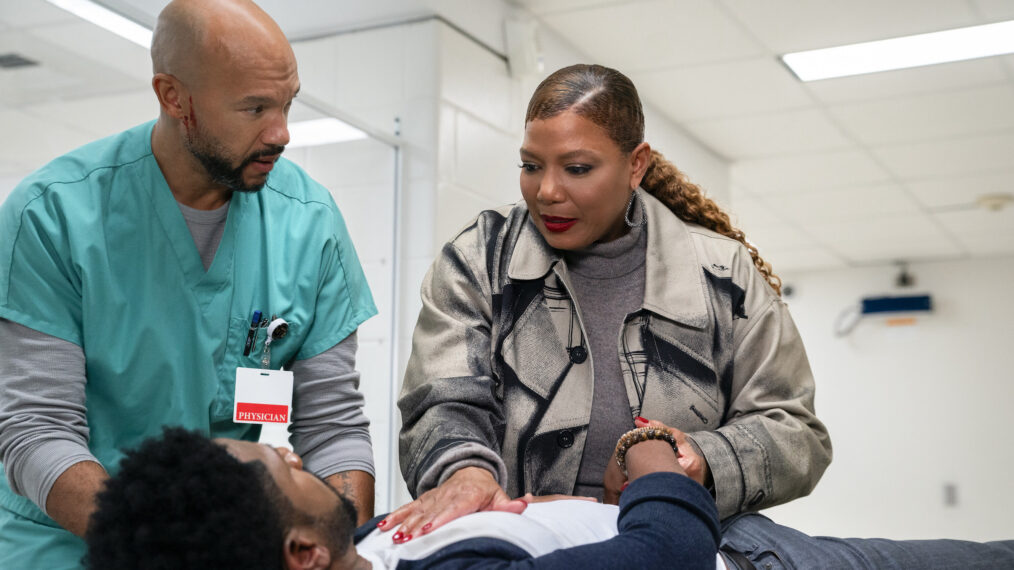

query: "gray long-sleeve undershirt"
(0, 200), (374, 514)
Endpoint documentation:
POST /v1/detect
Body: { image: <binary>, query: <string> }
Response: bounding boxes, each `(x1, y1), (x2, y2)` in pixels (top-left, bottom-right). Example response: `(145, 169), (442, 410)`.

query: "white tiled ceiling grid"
(3, 0), (1013, 271)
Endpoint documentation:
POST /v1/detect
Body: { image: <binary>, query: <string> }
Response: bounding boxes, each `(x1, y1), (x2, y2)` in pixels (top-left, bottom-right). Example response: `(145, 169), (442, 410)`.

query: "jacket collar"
(507, 189), (709, 329)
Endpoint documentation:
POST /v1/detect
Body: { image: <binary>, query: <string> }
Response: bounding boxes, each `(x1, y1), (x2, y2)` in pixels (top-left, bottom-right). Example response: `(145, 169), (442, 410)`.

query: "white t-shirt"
(357, 500), (726, 569)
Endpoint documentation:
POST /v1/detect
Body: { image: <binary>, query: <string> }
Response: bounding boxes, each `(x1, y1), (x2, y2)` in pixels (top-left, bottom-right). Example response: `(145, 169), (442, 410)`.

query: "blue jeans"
(720, 513), (1014, 570)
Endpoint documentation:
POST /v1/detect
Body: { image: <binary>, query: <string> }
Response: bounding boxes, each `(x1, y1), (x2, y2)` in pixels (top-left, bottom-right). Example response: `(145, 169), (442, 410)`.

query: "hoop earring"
(624, 191), (646, 228)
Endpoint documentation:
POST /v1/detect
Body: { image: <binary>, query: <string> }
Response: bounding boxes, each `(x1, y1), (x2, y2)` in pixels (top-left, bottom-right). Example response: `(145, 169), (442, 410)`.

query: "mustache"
(247, 145), (286, 161)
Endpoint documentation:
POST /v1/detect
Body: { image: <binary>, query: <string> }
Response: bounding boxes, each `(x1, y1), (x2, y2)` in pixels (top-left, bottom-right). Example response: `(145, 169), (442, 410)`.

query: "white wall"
(762, 255), (1014, 541)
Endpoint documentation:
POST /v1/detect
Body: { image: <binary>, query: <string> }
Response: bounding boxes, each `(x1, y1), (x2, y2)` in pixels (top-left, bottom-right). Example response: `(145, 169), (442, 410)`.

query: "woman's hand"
(634, 417), (711, 487)
(377, 466), (526, 543)
(602, 446), (627, 506)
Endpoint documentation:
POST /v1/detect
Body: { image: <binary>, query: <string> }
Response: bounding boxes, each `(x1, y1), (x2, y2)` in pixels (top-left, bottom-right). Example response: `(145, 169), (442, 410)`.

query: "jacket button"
(557, 430), (574, 448)
(569, 346), (588, 364)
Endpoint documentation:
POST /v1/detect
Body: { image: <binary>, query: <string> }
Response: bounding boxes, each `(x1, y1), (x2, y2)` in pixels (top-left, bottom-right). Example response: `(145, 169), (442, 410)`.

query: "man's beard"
(186, 129), (284, 193)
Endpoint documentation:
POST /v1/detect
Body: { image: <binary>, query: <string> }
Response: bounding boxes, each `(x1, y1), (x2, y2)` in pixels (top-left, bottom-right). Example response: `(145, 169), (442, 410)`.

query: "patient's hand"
(633, 417), (711, 487)
(378, 466), (526, 543)
(603, 421), (697, 505)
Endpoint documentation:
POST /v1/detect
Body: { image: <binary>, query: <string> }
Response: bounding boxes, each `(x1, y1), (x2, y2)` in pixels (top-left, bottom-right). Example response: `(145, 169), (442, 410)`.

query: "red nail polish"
(377, 519), (388, 528)
(404, 534), (413, 542)
(422, 523), (432, 533)
(635, 416), (648, 423)
(392, 532), (403, 542)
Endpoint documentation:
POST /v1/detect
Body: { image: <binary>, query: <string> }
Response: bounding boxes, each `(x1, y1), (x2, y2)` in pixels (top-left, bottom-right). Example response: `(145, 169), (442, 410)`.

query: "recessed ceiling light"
(45, 0), (152, 48)
(782, 20), (1014, 81)
(287, 118), (368, 149)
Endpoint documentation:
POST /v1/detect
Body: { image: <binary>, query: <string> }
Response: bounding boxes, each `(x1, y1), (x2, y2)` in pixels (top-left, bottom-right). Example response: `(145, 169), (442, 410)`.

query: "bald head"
(151, 0), (293, 86)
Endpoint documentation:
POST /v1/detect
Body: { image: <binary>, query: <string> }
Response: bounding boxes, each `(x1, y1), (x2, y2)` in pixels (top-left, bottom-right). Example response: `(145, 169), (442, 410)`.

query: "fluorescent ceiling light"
(46, 0), (152, 48)
(782, 20), (1014, 81)
(287, 118), (368, 149)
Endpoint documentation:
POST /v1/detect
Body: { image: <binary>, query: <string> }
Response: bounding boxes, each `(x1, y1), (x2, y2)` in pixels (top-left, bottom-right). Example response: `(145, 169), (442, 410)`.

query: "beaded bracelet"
(614, 426), (679, 476)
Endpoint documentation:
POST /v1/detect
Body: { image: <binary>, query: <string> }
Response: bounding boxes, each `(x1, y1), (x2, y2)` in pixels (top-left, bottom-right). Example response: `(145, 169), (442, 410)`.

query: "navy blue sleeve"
(399, 472), (720, 570)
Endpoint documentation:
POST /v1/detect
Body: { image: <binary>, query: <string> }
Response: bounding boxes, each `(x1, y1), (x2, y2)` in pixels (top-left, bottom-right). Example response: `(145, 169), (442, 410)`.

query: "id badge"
(234, 367), (294, 424)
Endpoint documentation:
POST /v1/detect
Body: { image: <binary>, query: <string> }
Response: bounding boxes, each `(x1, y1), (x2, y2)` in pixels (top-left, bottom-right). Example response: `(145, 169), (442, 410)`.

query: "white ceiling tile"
(0, 0), (80, 28)
(687, 108), (851, 159)
(0, 109), (95, 167)
(807, 214), (965, 262)
(741, 223), (817, 251)
(0, 65), (81, 106)
(635, 58), (812, 123)
(906, 171), (1014, 209)
(829, 85), (1014, 146)
(971, 0), (1014, 21)
(539, 0), (762, 71)
(802, 213), (945, 245)
(729, 184), (754, 203)
(0, 29), (142, 106)
(720, 0), (980, 53)
(731, 149), (891, 194)
(105, 0), (429, 41)
(22, 90), (158, 138)
(515, 0), (627, 15)
(957, 237), (1014, 257)
(933, 208), (1014, 239)
(873, 133), (1014, 179)
(28, 21), (151, 83)
(804, 58), (1010, 105)
(764, 183), (921, 225)
(764, 247), (847, 272)
(829, 235), (964, 264)
(727, 192), (784, 231)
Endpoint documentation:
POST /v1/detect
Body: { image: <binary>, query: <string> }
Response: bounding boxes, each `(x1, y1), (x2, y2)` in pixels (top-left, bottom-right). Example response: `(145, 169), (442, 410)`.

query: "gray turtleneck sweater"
(564, 222), (648, 499)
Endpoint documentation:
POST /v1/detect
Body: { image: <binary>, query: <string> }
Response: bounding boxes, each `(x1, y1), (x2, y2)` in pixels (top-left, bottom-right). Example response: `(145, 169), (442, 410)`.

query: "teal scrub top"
(0, 121), (377, 566)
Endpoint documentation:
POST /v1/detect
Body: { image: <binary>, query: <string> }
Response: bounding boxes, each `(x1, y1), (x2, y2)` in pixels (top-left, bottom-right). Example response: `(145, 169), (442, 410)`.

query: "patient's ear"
(283, 528), (333, 570)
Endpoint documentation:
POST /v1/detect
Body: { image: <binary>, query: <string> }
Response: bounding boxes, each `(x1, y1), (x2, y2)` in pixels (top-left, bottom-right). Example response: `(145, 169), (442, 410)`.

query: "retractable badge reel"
(235, 316), (292, 425)
(261, 317), (289, 368)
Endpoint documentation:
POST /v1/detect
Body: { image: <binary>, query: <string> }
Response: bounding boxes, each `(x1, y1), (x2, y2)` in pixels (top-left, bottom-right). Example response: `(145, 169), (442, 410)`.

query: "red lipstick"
(542, 215), (577, 233)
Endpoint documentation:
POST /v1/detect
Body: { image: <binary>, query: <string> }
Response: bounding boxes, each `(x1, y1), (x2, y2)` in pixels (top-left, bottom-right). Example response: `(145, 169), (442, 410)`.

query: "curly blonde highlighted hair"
(525, 64), (782, 295)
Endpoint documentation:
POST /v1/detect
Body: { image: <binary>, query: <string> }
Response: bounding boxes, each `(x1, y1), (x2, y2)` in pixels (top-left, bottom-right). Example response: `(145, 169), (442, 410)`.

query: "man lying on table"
(85, 427), (719, 569)
(85, 428), (1013, 569)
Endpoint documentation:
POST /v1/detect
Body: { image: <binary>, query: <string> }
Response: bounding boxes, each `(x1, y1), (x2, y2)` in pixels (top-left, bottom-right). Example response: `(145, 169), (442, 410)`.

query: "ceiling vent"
(0, 53), (40, 69)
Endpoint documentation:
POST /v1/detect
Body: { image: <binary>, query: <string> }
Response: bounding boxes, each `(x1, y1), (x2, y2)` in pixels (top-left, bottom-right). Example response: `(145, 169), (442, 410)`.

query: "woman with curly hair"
(390, 63), (831, 543)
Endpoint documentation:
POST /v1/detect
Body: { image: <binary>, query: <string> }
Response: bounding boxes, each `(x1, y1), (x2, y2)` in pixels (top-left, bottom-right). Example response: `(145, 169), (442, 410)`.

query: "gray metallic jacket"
(399, 190), (832, 518)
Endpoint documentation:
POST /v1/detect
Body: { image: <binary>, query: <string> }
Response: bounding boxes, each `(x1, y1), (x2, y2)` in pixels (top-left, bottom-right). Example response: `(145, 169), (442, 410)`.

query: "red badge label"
(235, 402), (289, 423)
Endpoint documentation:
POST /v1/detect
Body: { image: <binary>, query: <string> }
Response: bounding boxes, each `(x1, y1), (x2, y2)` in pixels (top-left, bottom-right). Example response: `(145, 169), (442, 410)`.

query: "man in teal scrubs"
(0, 0), (378, 567)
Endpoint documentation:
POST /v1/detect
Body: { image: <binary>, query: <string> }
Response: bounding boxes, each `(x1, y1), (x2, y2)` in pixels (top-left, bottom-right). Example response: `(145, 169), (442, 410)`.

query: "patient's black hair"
(85, 427), (334, 569)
